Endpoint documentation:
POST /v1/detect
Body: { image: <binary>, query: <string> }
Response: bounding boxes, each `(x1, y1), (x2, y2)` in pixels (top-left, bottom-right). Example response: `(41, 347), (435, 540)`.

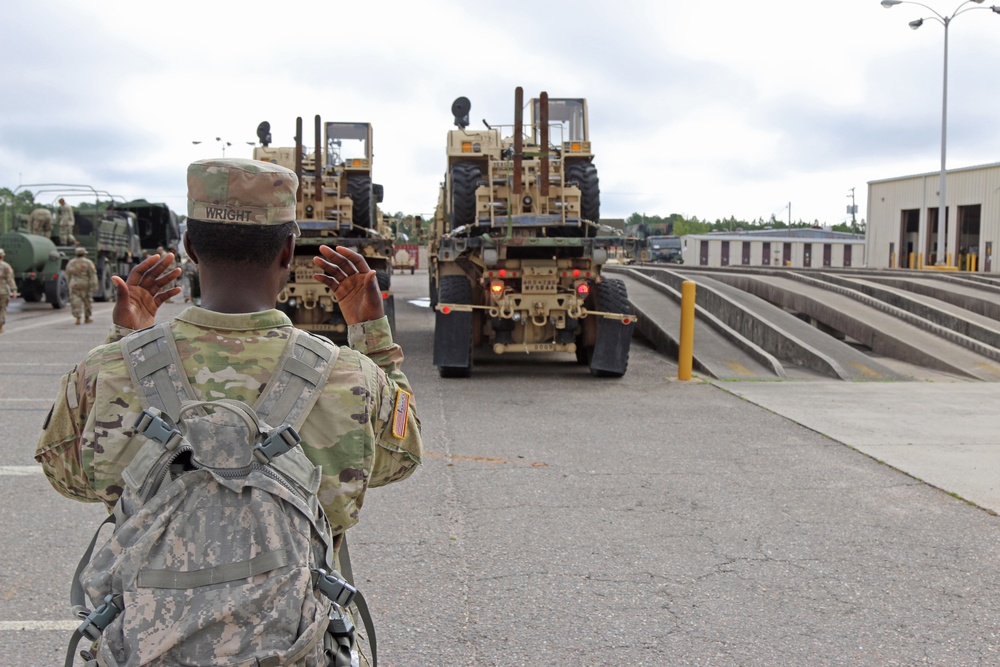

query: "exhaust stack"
(513, 86), (523, 196)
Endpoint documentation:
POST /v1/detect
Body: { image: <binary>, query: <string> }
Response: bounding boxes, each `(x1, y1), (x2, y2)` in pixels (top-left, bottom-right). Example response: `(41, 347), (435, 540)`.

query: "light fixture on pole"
(880, 0), (1000, 267)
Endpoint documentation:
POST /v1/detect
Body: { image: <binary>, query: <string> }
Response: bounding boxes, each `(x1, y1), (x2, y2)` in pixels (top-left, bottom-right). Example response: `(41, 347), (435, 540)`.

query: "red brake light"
(442, 306), (451, 314)
(572, 269), (580, 278)
(576, 283), (589, 295)
(381, 291), (390, 299)
(499, 269), (507, 277)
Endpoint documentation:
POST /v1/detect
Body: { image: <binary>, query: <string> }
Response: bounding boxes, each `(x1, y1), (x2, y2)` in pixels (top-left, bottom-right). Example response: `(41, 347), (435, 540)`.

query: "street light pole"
(880, 0), (1000, 266)
(191, 138), (257, 158)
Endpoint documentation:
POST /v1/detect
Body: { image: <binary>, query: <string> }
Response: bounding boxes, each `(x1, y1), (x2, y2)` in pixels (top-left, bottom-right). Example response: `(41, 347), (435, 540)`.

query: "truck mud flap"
(589, 318), (631, 377)
(434, 309), (473, 377)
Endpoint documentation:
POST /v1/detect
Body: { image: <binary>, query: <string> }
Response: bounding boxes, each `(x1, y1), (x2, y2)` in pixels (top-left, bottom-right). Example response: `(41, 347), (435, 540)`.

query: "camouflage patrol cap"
(0, 248), (5, 257)
(75, 247), (87, 255)
(187, 158), (299, 232)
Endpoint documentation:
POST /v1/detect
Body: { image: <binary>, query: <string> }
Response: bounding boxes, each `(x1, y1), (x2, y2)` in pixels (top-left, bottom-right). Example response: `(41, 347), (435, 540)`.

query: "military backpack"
(65, 323), (376, 666)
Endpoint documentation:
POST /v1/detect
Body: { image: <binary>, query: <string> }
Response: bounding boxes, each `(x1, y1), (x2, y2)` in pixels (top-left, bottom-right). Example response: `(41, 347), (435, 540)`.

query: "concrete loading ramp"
(861, 275), (1000, 323)
(809, 273), (1000, 356)
(695, 270), (1000, 382)
(616, 267), (905, 381)
(611, 271), (782, 381)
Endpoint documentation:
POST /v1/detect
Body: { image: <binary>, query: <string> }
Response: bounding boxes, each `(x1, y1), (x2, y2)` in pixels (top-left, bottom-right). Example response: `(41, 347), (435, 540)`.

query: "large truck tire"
(434, 274), (474, 378)
(45, 271), (70, 309)
(94, 259), (114, 302)
(589, 278), (631, 378)
(347, 173), (373, 228)
(450, 162), (480, 231)
(565, 162), (600, 237)
(428, 272), (438, 310)
(376, 268), (391, 292)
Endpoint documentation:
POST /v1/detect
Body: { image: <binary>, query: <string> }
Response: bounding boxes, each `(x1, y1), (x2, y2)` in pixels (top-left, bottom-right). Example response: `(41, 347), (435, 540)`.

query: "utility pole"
(847, 187), (858, 233)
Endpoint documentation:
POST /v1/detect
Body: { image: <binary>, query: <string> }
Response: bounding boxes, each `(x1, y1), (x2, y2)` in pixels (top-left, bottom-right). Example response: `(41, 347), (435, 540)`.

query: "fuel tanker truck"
(250, 115), (395, 340)
(0, 231), (70, 308)
(429, 87), (639, 378)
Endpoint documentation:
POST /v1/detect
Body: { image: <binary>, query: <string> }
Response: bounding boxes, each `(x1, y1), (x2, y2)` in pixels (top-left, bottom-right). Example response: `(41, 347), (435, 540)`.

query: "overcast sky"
(3, 0), (1000, 226)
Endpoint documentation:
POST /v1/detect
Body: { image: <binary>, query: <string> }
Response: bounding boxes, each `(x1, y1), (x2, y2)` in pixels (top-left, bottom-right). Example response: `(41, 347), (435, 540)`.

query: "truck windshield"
(325, 123), (370, 165)
(532, 98), (587, 144)
(649, 237), (681, 250)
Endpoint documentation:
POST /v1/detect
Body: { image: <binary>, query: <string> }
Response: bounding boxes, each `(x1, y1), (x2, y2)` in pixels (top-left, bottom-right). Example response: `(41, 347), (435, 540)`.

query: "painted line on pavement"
(0, 466), (43, 475)
(0, 620), (79, 631)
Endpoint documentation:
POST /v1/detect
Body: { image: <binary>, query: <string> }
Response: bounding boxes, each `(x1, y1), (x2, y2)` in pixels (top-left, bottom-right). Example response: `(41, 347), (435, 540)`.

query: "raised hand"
(112, 254), (183, 330)
(312, 245), (385, 325)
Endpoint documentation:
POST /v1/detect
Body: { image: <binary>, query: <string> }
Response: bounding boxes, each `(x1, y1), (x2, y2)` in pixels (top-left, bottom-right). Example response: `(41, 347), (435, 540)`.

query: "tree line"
(624, 212), (864, 238)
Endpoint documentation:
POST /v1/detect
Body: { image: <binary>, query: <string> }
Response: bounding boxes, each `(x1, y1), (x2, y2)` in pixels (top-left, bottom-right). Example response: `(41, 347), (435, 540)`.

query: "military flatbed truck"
(429, 87), (639, 378)
(252, 116), (395, 340)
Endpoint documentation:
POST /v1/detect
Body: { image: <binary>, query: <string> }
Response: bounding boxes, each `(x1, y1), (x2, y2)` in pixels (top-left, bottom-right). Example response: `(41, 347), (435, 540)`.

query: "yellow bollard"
(972, 255), (978, 273)
(947, 252), (953, 267)
(918, 254), (924, 270)
(678, 280), (696, 381)
(909, 252), (915, 269)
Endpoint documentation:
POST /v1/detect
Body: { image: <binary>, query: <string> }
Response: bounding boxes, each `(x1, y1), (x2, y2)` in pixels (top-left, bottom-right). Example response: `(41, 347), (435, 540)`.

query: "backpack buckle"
(134, 409), (182, 448)
(314, 569), (357, 608)
(77, 594), (123, 642)
(254, 424), (301, 463)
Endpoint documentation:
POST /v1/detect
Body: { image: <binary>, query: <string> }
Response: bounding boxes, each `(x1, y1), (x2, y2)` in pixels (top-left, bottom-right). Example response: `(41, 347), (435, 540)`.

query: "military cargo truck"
(429, 87), (638, 378)
(0, 205), (142, 307)
(252, 116), (395, 339)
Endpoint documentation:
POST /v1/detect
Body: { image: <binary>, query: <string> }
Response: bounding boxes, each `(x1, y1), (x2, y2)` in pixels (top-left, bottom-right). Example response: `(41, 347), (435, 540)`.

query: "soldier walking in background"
(181, 257), (199, 303)
(28, 207), (53, 237)
(58, 198), (77, 245)
(65, 246), (97, 324)
(0, 248), (17, 334)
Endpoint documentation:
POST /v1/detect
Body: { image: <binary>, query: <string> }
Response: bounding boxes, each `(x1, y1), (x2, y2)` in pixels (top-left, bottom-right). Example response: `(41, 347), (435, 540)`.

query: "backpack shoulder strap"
(253, 328), (339, 430)
(120, 323), (198, 419)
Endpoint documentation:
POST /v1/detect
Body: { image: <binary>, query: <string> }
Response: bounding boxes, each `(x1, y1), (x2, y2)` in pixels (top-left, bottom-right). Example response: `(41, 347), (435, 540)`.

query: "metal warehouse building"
(679, 228), (866, 269)
(867, 161), (1000, 272)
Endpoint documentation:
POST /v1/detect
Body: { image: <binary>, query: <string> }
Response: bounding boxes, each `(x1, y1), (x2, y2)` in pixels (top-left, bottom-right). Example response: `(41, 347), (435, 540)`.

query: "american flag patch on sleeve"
(392, 388), (411, 439)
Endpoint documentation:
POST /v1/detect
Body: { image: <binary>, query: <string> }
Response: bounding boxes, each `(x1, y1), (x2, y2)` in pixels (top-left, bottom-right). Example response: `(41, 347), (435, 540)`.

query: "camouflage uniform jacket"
(64, 256), (97, 291)
(59, 203), (74, 226)
(0, 260), (14, 296)
(35, 307), (422, 535)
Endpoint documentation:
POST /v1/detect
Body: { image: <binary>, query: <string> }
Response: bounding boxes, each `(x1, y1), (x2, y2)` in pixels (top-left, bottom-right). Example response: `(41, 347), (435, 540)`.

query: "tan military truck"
(429, 87), (638, 378)
(252, 116), (395, 339)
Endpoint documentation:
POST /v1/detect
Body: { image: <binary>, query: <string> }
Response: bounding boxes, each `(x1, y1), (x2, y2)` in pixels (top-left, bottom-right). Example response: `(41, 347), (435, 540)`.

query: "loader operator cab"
(325, 122), (372, 170)
(530, 97), (588, 147)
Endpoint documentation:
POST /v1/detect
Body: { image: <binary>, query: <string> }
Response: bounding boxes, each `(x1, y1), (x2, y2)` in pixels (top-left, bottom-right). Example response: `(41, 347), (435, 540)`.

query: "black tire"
(565, 162), (600, 237)
(434, 274), (473, 378)
(428, 272), (438, 310)
(589, 278), (631, 378)
(94, 261), (114, 302)
(450, 162), (480, 231)
(347, 174), (373, 228)
(375, 268), (391, 292)
(45, 271), (69, 309)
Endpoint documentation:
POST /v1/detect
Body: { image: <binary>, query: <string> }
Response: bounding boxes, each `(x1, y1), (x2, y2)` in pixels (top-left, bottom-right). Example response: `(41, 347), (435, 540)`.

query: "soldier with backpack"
(35, 158), (422, 666)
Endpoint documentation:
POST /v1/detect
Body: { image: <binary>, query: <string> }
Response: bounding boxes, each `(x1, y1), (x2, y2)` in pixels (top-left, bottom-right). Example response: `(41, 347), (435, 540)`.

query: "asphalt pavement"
(4, 274), (1000, 666)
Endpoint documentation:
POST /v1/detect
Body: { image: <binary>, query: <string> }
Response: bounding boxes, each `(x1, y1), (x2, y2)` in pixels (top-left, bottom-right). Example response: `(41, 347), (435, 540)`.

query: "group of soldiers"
(27, 198), (77, 245)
